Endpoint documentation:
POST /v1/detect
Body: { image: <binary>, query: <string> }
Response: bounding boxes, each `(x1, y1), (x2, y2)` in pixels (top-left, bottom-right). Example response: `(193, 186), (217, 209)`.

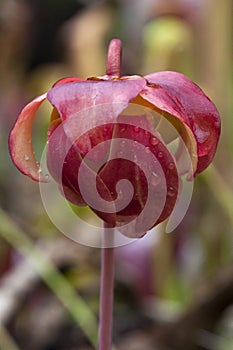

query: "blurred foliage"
(0, 0), (233, 349)
(143, 17), (194, 76)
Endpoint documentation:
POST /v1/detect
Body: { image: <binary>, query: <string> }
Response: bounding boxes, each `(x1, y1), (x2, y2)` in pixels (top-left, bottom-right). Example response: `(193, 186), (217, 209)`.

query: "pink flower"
(9, 39), (220, 237)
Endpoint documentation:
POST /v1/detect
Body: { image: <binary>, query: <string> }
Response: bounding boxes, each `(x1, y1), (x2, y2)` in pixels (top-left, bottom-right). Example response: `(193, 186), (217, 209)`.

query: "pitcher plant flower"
(9, 38), (220, 350)
(9, 38), (220, 238)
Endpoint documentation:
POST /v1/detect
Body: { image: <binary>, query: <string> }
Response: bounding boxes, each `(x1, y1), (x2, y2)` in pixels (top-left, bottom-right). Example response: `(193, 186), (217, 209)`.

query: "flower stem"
(106, 38), (122, 77)
(98, 223), (115, 350)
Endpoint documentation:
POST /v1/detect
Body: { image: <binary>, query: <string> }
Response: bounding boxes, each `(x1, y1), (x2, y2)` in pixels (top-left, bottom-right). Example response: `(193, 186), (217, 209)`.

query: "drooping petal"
(97, 119), (179, 237)
(9, 93), (47, 181)
(140, 71), (221, 174)
(47, 77), (147, 123)
(47, 120), (117, 224)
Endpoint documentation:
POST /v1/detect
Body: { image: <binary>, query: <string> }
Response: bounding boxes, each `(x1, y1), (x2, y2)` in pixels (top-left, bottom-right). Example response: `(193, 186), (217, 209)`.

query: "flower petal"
(9, 93), (48, 181)
(97, 119), (179, 237)
(47, 120), (117, 224)
(140, 71), (221, 174)
(47, 77), (147, 123)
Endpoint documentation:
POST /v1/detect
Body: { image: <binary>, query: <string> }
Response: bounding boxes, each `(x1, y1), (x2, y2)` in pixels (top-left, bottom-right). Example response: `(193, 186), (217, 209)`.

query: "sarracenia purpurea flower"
(9, 38), (221, 237)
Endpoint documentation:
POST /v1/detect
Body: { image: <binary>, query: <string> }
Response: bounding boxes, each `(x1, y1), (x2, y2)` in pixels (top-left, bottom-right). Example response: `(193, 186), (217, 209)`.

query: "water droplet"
(151, 172), (161, 186)
(133, 141), (138, 147)
(24, 155), (29, 161)
(168, 162), (175, 170)
(134, 126), (140, 133)
(157, 151), (163, 158)
(118, 151), (123, 157)
(145, 146), (150, 154)
(44, 174), (50, 180)
(120, 127), (126, 133)
(144, 130), (149, 136)
(150, 137), (159, 146)
(118, 189), (123, 198)
(120, 140), (126, 147)
(167, 186), (176, 197)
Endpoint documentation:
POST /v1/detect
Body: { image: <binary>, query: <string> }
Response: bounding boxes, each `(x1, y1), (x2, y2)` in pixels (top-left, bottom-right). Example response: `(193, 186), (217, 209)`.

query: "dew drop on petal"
(150, 137), (159, 146)
(145, 146), (150, 153)
(167, 186), (176, 197)
(168, 162), (175, 170)
(24, 155), (29, 161)
(118, 189), (123, 199)
(151, 172), (161, 186)
(157, 151), (163, 158)
(134, 126), (140, 133)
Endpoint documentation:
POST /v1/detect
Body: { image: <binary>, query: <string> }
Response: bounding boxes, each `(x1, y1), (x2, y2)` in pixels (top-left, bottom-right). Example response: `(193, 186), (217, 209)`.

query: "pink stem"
(106, 38), (122, 77)
(98, 223), (115, 350)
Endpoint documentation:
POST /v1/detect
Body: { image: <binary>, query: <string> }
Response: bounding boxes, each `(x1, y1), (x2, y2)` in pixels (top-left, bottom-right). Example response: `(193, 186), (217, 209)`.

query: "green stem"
(0, 324), (21, 350)
(98, 223), (115, 350)
(0, 208), (98, 348)
(203, 165), (233, 226)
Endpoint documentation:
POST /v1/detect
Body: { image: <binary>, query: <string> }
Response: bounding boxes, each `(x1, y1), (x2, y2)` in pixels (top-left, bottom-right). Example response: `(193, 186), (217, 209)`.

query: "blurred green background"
(0, 0), (233, 349)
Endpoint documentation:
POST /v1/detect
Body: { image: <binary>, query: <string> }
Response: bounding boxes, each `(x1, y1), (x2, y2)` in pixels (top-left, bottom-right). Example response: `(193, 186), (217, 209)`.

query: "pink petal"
(47, 77), (146, 123)
(141, 71), (221, 174)
(9, 93), (48, 182)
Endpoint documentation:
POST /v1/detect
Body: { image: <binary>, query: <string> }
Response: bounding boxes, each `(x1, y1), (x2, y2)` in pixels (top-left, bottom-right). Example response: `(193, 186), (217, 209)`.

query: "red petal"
(141, 71), (221, 174)
(8, 78), (85, 182)
(9, 93), (48, 181)
(97, 119), (179, 237)
(47, 121), (117, 224)
(47, 77), (146, 123)
(47, 118), (84, 202)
